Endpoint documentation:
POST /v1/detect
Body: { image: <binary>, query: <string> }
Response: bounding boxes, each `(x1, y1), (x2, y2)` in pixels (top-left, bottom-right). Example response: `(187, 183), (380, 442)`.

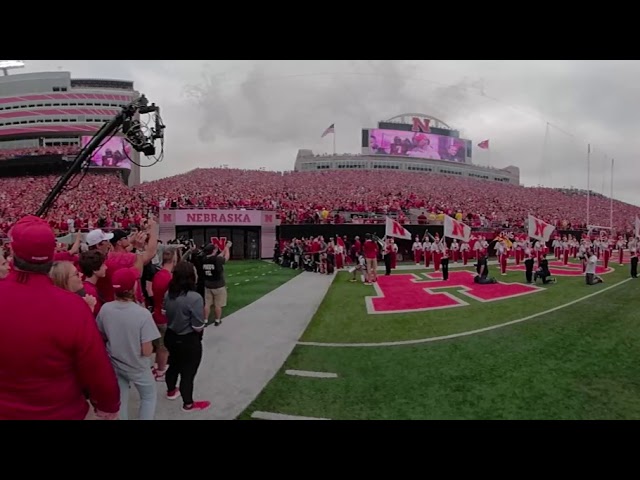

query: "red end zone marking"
(508, 261), (613, 276)
(365, 270), (544, 314)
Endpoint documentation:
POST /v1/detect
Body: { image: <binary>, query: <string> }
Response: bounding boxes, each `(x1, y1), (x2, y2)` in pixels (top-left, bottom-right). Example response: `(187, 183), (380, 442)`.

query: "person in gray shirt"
(163, 261), (210, 413)
(97, 267), (160, 420)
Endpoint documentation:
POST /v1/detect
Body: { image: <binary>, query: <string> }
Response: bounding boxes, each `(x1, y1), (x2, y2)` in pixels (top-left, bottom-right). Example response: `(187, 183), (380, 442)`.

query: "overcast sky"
(22, 60), (640, 206)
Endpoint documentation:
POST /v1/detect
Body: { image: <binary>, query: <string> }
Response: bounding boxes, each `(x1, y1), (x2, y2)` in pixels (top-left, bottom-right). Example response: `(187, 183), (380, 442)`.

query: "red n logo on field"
(392, 220), (406, 237)
(534, 219), (547, 238)
(163, 213), (172, 223)
(451, 220), (466, 238)
(366, 271), (542, 314)
(211, 236), (227, 250)
(411, 117), (431, 133)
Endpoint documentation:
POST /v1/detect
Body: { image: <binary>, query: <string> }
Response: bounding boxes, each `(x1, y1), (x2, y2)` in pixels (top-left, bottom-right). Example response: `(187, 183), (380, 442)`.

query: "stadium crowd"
(1, 168), (639, 241)
(0, 145), (80, 160)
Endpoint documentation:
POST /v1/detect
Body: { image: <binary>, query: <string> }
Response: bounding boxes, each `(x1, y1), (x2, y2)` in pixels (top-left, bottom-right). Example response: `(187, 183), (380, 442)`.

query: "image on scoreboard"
(368, 128), (466, 163)
(81, 136), (132, 170)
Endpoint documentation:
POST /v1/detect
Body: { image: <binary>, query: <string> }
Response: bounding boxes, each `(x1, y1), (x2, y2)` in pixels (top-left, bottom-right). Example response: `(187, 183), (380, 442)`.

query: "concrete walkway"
(127, 271), (335, 420)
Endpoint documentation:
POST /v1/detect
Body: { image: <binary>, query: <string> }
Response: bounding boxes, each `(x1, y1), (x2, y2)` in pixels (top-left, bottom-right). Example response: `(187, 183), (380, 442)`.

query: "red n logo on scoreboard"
(411, 117), (431, 133)
(211, 237), (227, 250)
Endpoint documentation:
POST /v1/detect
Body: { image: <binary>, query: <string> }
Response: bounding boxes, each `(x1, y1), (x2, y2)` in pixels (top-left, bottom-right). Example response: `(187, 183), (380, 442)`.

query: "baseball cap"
(109, 230), (129, 245)
(9, 215), (56, 264)
(112, 267), (139, 294)
(86, 229), (114, 247)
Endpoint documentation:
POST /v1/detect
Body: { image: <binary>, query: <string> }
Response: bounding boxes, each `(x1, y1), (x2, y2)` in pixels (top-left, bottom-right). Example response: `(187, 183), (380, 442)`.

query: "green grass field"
(208, 260), (299, 322)
(302, 262), (630, 343)
(240, 261), (640, 419)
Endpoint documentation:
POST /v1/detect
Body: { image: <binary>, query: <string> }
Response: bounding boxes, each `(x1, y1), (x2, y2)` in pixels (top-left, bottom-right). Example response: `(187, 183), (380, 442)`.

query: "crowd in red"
(0, 145), (80, 160)
(1, 167), (639, 240)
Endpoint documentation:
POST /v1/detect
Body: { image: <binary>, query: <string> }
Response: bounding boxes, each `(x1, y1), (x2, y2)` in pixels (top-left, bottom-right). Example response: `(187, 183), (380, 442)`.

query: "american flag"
(321, 124), (335, 138)
(477, 139), (490, 149)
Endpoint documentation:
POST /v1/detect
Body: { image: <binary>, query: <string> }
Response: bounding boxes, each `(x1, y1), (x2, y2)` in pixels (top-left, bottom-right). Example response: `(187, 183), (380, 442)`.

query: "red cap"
(112, 267), (139, 294)
(9, 215), (56, 264)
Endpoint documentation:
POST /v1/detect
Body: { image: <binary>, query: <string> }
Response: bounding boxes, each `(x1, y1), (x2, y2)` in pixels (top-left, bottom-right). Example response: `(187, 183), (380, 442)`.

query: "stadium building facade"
(0, 71), (141, 186)
(294, 113), (520, 185)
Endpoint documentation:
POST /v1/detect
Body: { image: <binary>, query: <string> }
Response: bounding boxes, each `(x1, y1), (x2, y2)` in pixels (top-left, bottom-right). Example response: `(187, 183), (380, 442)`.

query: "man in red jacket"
(0, 215), (120, 420)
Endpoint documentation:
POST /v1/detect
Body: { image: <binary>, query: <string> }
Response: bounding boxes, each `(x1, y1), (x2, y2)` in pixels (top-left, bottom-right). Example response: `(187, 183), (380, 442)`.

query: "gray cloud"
(18, 60), (640, 206)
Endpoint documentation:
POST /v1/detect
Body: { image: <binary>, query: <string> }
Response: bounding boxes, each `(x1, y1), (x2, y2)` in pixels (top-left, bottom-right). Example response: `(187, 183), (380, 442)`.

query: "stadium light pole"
(586, 143), (591, 227)
(610, 158), (614, 231)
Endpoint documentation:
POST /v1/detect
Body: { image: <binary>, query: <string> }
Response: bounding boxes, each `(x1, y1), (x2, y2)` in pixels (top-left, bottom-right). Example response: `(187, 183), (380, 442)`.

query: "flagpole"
(586, 143), (591, 228)
(333, 125), (336, 156)
(610, 158), (614, 231)
(540, 122), (550, 185)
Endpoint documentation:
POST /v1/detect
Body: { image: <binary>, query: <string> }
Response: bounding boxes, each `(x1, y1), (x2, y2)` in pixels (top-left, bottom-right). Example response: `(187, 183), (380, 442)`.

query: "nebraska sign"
(366, 271), (542, 314)
(172, 209), (262, 226)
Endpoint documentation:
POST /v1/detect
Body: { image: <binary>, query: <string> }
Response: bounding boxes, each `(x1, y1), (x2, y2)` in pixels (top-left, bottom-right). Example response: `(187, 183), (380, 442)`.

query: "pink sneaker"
(154, 368), (167, 382)
(167, 389), (180, 400)
(182, 400), (211, 412)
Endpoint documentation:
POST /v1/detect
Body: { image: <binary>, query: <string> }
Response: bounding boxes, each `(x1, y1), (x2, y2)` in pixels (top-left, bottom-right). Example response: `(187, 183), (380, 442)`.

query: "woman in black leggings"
(163, 261), (210, 413)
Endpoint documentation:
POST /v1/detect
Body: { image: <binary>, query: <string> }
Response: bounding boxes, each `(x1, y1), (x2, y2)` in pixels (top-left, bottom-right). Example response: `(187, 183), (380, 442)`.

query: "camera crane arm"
(36, 95), (163, 219)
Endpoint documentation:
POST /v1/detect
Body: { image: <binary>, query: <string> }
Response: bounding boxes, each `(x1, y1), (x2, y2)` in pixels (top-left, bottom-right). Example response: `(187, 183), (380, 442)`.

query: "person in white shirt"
(585, 249), (603, 285)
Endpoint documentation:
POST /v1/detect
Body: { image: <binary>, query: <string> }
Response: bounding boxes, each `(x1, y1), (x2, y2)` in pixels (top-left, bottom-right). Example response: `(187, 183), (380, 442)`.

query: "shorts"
(205, 286), (228, 309)
(152, 323), (167, 349)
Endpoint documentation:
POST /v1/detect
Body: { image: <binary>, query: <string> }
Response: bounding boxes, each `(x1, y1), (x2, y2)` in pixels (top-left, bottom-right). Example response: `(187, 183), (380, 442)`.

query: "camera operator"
(202, 241), (231, 326)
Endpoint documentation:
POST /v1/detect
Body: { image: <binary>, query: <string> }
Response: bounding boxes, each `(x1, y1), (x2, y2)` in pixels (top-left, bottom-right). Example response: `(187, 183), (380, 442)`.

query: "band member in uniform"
(515, 237), (523, 265)
(562, 236), (570, 266)
(578, 241), (588, 273)
(423, 236), (431, 268)
(431, 239), (441, 272)
(450, 239), (460, 263)
(412, 236), (423, 265)
(480, 236), (489, 258)
(617, 236), (626, 266)
(473, 236), (482, 261)
(552, 236), (561, 260)
(631, 248), (638, 279)
(460, 240), (470, 265)
(495, 238), (507, 275)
